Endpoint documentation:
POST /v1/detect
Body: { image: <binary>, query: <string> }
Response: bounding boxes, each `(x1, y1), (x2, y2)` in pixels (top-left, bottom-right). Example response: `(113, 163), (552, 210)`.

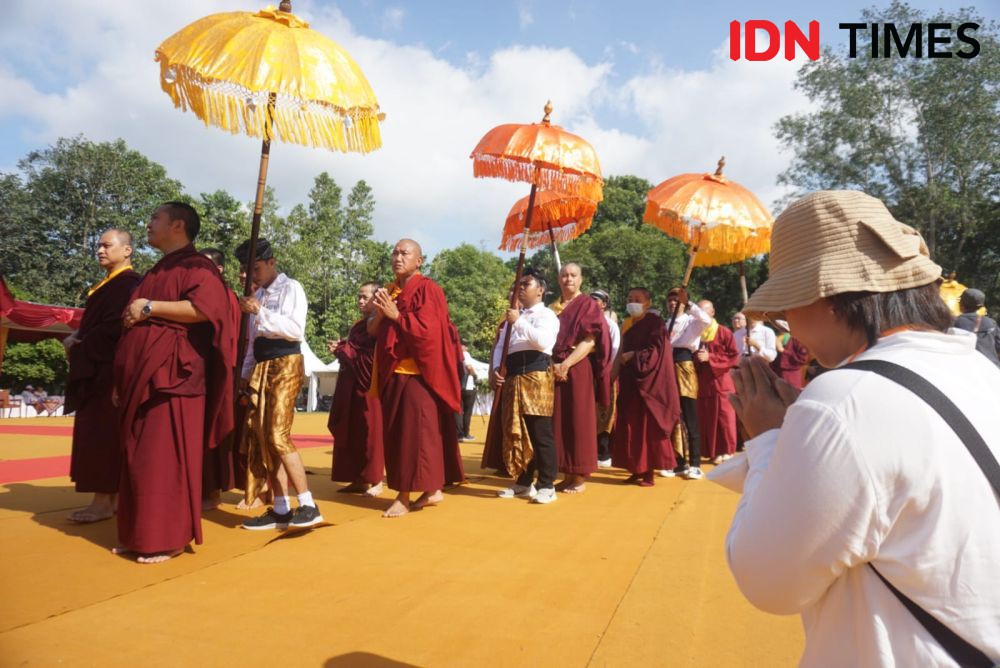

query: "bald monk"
(113, 202), (238, 563)
(693, 300), (739, 465)
(64, 229), (141, 523)
(370, 239), (464, 517)
(611, 288), (681, 486)
(328, 282), (385, 497)
(550, 262), (612, 494)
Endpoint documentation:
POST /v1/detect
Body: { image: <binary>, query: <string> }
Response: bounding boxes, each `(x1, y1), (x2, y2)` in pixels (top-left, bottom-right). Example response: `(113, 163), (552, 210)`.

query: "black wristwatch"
(141, 301), (153, 317)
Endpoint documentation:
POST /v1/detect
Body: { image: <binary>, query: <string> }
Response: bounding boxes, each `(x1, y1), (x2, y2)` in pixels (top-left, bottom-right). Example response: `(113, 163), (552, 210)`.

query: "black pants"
(515, 414), (557, 490)
(460, 390), (476, 437)
(674, 396), (701, 469)
(597, 432), (612, 461)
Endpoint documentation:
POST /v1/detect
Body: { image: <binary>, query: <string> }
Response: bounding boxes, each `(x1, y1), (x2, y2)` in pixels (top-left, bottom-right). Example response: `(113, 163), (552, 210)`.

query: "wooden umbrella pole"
(667, 224), (703, 336)
(738, 261), (749, 306)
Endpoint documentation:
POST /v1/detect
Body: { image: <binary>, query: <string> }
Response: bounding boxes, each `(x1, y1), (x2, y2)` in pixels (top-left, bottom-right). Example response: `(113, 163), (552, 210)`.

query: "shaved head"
(397, 238), (423, 257)
(391, 238), (424, 281)
(698, 300), (715, 317)
(104, 228), (134, 248)
(560, 262), (582, 276)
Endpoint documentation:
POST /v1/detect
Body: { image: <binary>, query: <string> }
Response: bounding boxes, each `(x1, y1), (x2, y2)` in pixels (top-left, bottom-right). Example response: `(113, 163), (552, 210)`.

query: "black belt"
(506, 350), (551, 377)
(672, 348), (694, 362)
(253, 337), (301, 362)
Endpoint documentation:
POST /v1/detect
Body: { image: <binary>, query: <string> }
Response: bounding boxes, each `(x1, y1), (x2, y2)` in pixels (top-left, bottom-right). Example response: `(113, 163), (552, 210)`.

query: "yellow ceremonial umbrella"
(940, 274), (986, 316)
(155, 0), (384, 296)
(644, 157), (774, 307)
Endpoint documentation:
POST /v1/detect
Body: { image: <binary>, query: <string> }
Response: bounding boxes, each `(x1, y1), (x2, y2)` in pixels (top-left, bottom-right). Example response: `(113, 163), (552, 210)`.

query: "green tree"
(775, 2), (999, 300)
(590, 175), (653, 231)
(0, 340), (69, 392)
(195, 189), (250, 289)
(427, 244), (514, 361)
(0, 136), (183, 306)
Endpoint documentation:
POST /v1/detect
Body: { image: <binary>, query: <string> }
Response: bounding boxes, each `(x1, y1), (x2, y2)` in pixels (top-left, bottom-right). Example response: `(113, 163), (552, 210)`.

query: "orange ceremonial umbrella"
(499, 191), (597, 265)
(644, 157), (773, 307)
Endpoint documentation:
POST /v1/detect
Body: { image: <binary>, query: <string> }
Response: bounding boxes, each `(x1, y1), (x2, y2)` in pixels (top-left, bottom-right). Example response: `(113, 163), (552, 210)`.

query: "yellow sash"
(87, 265), (133, 297)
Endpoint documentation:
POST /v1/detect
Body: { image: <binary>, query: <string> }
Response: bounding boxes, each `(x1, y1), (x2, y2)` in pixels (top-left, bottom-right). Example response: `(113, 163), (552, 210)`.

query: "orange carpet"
(0, 414), (802, 666)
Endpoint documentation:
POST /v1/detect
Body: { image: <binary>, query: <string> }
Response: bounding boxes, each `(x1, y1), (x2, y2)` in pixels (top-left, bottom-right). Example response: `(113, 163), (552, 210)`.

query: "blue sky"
(0, 0), (992, 255)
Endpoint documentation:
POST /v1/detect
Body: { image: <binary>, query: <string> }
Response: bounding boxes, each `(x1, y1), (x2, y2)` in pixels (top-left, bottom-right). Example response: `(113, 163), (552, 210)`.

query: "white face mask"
(626, 302), (645, 317)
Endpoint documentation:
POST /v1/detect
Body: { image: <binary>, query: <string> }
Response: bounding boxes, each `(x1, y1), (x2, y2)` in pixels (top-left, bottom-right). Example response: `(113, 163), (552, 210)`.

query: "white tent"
(300, 340), (339, 412)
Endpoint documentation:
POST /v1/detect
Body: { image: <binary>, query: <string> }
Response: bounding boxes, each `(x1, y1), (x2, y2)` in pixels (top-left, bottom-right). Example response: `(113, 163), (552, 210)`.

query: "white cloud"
(518, 6), (534, 29)
(382, 6), (405, 32)
(0, 1), (813, 258)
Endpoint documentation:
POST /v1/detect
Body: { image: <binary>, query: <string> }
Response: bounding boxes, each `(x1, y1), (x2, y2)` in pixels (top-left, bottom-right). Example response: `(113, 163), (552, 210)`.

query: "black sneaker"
(289, 504), (324, 529)
(242, 508), (292, 531)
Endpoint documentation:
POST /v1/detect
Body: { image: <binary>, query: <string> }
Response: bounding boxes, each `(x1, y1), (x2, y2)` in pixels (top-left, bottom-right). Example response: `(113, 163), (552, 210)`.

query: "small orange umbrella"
(644, 157), (774, 306)
(499, 191), (597, 254)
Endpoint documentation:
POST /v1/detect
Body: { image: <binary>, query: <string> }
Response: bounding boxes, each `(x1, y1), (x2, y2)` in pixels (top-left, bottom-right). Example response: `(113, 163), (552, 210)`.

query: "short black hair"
(200, 247), (225, 268)
(828, 283), (953, 348)
(360, 281), (380, 292)
(234, 237), (274, 265)
(627, 286), (652, 302)
(521, 268), (547, 294)
(161, 201), (200, 242)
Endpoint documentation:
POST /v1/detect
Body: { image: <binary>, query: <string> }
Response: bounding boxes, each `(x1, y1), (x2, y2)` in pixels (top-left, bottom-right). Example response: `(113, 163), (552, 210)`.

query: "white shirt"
(491, 301), (560, 370)
(667, 302), (711, 352)
(733, 323), (777, 361)
(462, 350), (489, 390)
(710, 330), (1000, 667)
(241, 272), (308, 378)
(605, 313), (621, 359)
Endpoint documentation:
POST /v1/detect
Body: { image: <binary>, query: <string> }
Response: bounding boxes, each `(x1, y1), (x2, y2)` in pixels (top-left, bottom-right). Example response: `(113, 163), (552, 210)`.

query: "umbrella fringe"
(161, 63), (383, 154)
(645, 213), (772, 259)
(498, 222), (588, 252)
(472, 156), (603, 203)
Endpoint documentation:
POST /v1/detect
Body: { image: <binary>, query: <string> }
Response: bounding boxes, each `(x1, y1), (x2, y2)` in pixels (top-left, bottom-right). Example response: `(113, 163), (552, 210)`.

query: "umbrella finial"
(714, 156), (726, 177)
(279, 0), (292, 12)
(542, 100), (553, 124)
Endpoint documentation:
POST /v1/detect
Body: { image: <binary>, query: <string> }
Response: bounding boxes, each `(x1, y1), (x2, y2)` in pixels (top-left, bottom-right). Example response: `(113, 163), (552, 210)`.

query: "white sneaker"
(721, 454), (733, 461)
(497, 484), (536, 499)
(531, 487), (557, 504)
(682, 467), (704, 480)
(658, 469), (676, 478)
(597, 458), (612, 468)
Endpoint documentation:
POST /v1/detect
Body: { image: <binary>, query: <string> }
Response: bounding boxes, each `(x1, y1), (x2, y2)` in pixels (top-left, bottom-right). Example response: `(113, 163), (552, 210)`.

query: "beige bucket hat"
(744, 190), (941, 317)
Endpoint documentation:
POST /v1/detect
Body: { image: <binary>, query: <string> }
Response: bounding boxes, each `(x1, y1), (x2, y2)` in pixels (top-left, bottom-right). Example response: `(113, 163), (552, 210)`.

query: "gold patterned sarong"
(675, 360), (698, 399)
(243, 353), (305, 504)
(501, 369), (554, 477)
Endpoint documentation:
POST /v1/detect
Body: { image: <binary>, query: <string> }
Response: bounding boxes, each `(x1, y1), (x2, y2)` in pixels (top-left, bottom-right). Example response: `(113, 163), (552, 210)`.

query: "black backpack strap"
(838, 359), (998, 667)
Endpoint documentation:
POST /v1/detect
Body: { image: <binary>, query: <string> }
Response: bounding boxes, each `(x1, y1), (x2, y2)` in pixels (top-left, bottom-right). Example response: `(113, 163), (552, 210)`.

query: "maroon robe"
(772, 335), (809, 389)
(328, 319), (385, 485)
(612, 312), (681, 473)
(695, 324), (739, 460)
(375, 275), (464, 492)
(202, 289), (241, 497)
(480, 319), (506, 471)
(66, 269), (141, 493)
(553, 294), (612, 475)
(114, 245), (237, 553)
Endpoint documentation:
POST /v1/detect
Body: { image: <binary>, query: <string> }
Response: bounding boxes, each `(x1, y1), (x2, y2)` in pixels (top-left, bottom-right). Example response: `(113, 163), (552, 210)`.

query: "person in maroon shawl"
(328, 282), (385, 496)
(112, 202), (237, 563)
(694, 300), (740, 465)
(771, 320), (810, 390)
(550, 262), (612, 494)
(370, 239), (464, 518)
(611, 288), (681, 486)
(64, 229), (141, 523)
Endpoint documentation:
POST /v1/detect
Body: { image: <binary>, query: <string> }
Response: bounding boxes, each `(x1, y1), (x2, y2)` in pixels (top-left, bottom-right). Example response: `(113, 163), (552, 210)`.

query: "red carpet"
(0, 435), (333, 484)
(0, 425), (74, 436)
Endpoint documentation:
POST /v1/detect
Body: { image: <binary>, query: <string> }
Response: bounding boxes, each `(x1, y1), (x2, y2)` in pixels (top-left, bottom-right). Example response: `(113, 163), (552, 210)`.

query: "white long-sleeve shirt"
(733, 323), (777, 361)
(667, 302), (711, 352)
(491, 301), (560, 370)
(605, 313), (621, 359)
(241, 272), (308, 378)
(709, 330), (1000, 667)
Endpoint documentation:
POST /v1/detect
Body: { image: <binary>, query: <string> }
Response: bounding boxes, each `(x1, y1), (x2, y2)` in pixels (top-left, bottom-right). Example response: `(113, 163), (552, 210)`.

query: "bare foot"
(382, 499), (409, 518)
(363, 481), (385, 497)
(411, 490), (444, 510)
(136, 549), (184, 564)
(338, 482), (369, 494)
(202, 490), (222, 511)
(111, 545), (133, 556)
(236, 496), (265, 511)
(562, 482), (587, 494)
(68, 505), (114, 523)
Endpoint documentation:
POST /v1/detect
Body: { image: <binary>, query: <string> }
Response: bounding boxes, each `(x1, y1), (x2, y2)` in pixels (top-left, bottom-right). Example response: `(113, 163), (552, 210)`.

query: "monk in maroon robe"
(328, 282), (385, 495)
(113, 202), (237, 563)
(370, 239), (464, 518)
(612, 288), (681, 486)
(65, 229), (141, 523)
(772, 324), (809, 390)
(694, 300), (739, 463)
(551, 263), (612, 493)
